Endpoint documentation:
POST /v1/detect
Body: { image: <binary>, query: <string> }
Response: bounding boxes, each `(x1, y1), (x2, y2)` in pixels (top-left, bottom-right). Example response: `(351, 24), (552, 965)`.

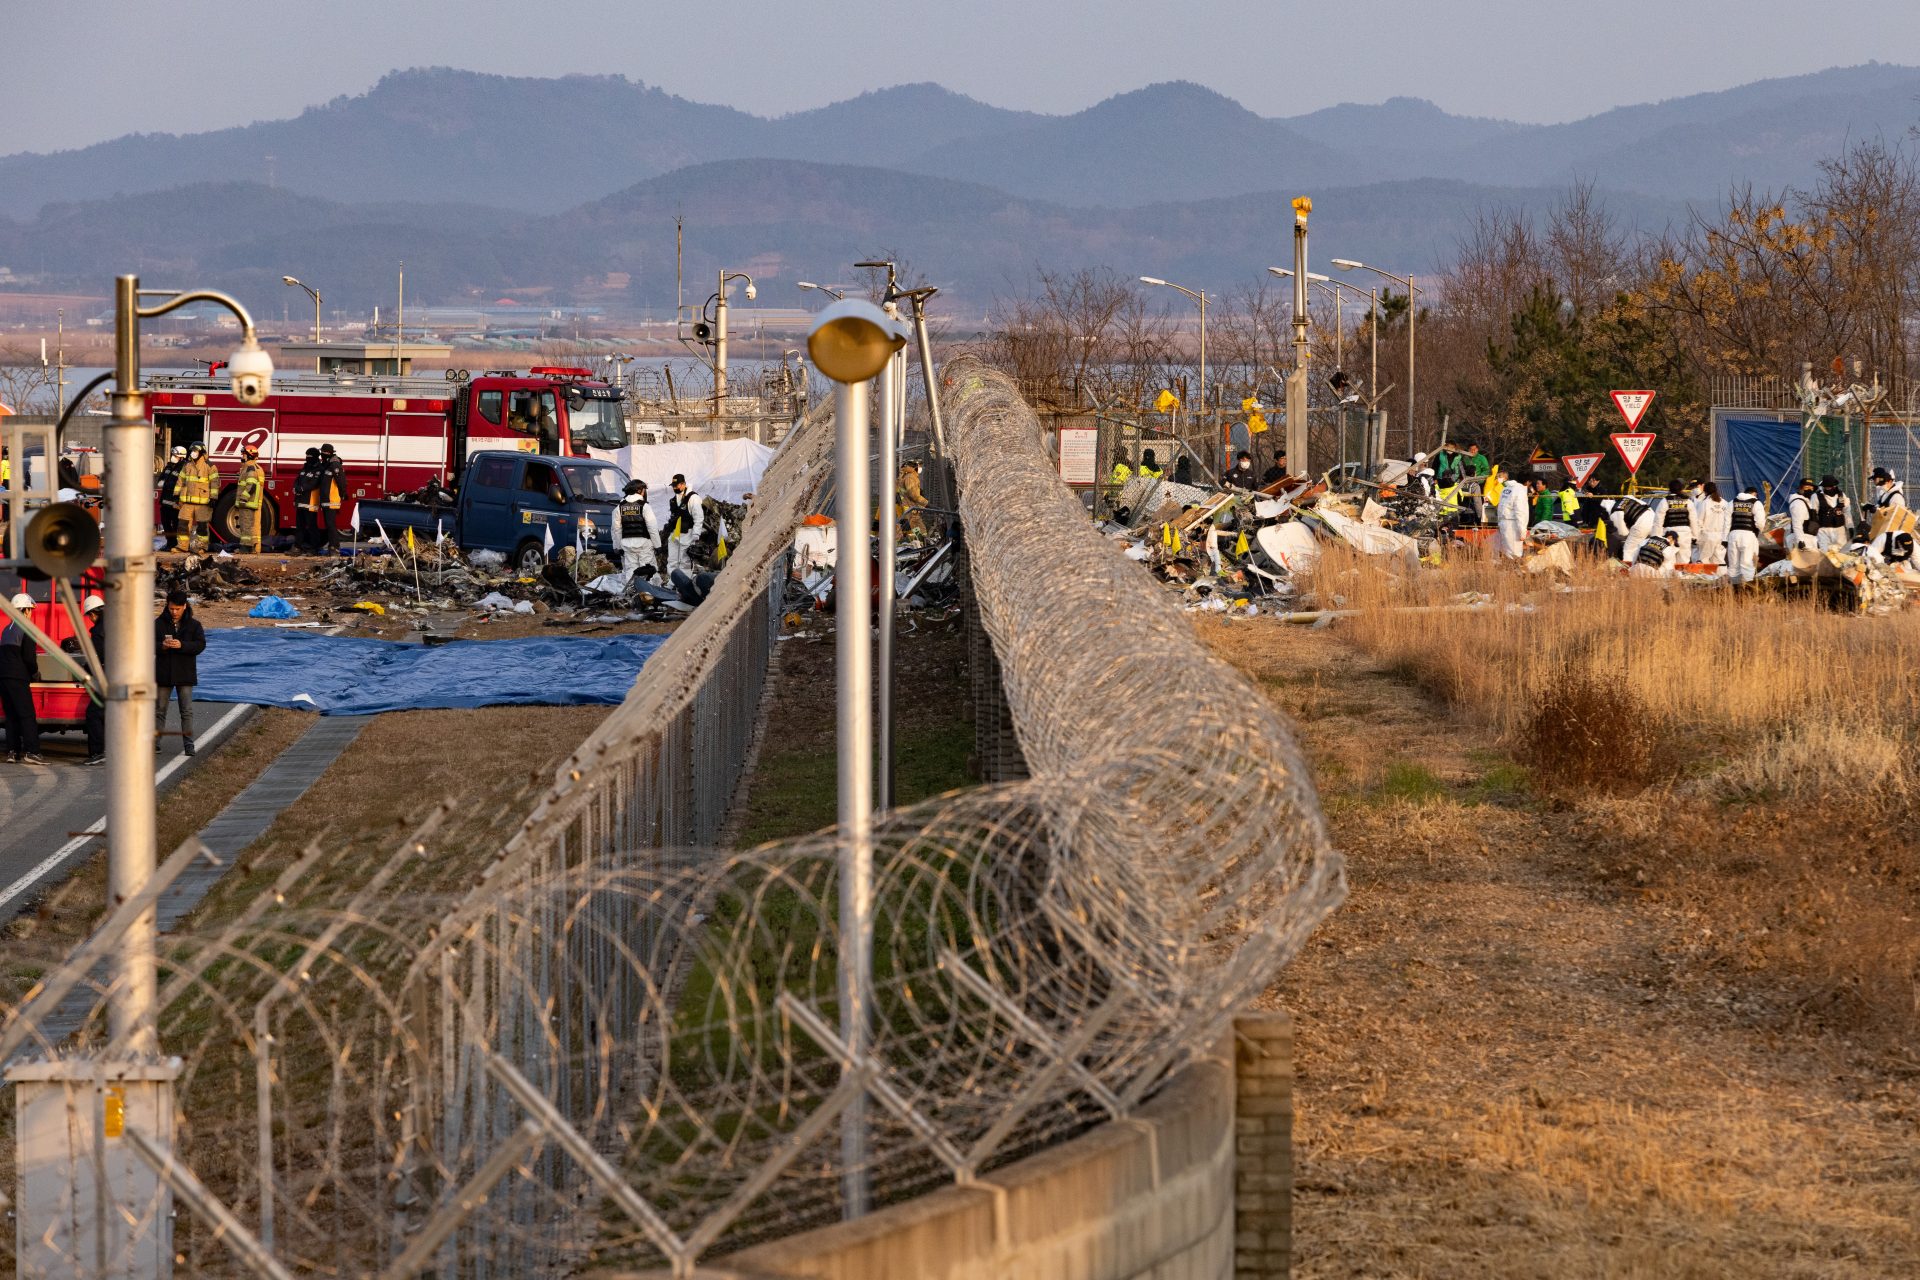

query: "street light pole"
(107, 275), (158, 1054)
(798, 281), (847, 303)
(1333, 259), (1419, 457)
(1138, 276), (1209, 466)
(807, 298), (906, 1223)
(713, 270), (757, 416)
(280, 276), (321, 343)
(104, 278), (269, 1053)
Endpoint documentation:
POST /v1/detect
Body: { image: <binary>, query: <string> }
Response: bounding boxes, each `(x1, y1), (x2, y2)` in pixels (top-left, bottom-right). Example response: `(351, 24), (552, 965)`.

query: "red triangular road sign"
(1562, 453), (1604, 487)
(1610, 432), (1656, 475)
(1610, 389), (1656, 429)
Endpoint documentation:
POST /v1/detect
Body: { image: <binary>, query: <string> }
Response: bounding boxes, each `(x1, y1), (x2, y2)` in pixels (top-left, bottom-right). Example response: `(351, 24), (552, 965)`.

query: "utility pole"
(395, 263), (405, 376)
(714, 267), (728, 411)
(1285, 197), (1312, 477)
(55, 309), (67, 422)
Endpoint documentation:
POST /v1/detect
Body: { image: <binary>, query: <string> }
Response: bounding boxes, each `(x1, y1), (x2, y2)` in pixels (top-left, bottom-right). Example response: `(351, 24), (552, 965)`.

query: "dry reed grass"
(1314, 546), (1920, 757)
(1202, 620), (1920, 1277)
(1297, 547), (1920, 1045)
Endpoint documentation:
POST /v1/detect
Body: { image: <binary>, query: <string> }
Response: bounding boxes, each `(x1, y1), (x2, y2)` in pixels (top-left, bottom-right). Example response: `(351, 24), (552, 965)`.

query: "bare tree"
(1546, 180), (1628, 313)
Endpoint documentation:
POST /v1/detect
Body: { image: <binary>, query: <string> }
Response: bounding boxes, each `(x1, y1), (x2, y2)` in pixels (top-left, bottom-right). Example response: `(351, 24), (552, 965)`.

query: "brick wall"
(1233, 1012), (1293, 1279)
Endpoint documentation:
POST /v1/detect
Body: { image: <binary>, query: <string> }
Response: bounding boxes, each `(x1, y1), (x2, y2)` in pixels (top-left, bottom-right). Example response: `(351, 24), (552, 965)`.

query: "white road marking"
(0, 703), (254, 910)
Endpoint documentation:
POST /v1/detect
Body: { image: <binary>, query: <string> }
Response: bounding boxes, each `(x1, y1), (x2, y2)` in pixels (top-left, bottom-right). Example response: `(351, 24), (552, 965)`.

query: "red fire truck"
(143, 367), (627, 544)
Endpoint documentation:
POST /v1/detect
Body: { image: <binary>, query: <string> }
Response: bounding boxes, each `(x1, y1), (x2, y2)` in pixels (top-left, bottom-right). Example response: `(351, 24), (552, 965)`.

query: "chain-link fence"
(1, 362), (1343, 1278)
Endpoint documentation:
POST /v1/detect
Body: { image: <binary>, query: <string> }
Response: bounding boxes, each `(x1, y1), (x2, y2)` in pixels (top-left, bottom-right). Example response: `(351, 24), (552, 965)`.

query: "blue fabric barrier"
(193, 628), (666, 716)
(1721, 416), (1803, 513)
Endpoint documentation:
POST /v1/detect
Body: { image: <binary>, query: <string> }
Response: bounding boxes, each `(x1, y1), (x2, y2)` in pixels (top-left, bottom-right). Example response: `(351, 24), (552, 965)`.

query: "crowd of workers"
(154, 441), (348, 554)
(1107, 435), (1915, 590)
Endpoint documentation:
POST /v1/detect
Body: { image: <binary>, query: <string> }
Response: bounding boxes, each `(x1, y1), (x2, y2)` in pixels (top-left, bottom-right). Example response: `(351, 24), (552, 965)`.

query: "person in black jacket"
(155, 588), (206, 755)
(1, 592), (44, 765)
(157, 445), (186, 543)
(293, 448), (322, 553)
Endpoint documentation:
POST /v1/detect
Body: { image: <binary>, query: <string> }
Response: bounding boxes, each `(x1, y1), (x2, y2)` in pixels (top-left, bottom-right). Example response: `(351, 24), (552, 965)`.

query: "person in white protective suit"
(1631, 530), (1680, 576)
(1785, 478), (1818, 551)
(1494, 473), (1530, 558)
(1613, 492), (1658, 563)
(1813, 475), (1851, 551)
(1695, 482), (1731, 566)
(1655, 483), (1699, 562)
(1865, 467), (1909, 562)
(1725, 487), (1765, 585)
(1868, 467), (1907, 513)
(663, 472), (706, 577)
(616, 477), (660, 584)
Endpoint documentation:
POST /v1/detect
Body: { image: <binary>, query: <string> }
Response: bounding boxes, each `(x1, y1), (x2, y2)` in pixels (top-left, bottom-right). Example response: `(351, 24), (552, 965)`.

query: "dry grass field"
(1198, 561), (1920, 1278)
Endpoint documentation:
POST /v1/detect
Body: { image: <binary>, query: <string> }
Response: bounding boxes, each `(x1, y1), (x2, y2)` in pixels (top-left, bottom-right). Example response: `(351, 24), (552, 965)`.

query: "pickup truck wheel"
(513, 539), (547, 574)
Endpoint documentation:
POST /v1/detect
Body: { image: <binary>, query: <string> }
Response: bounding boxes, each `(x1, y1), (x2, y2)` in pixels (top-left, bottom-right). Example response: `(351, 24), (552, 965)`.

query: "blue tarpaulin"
(1718, 416), (1804, 513)
(193, 628), (666, 715)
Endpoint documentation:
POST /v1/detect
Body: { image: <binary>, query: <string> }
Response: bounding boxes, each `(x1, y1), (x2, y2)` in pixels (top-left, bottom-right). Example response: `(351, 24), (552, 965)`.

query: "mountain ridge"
(2, 63), (1914, 220)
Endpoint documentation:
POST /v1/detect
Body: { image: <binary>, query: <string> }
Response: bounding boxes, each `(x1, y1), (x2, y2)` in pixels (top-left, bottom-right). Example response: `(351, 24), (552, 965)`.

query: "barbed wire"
(0, 362), (1343, 1278)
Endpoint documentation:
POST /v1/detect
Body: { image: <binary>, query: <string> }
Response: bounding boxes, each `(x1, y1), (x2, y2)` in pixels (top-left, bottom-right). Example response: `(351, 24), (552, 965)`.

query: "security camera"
(744, 282), (757, 301)
(228, 340), (274, 407)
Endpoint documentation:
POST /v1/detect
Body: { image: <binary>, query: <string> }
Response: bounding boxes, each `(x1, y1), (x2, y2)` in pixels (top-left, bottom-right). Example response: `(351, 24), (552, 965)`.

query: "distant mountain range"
(0, 64), (1914, 313)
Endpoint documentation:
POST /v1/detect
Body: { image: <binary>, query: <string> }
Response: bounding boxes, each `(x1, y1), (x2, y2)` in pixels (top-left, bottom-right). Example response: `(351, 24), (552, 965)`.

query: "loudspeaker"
(691, 321), (713, 342)
(23, 503), (101, 579)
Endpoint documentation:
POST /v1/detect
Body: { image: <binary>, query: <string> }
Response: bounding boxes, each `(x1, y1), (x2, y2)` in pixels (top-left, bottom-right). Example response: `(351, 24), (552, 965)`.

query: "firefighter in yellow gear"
(233, 445), (266, 553)
(175, 444), (220, 553)
(896, 459), (928, 538)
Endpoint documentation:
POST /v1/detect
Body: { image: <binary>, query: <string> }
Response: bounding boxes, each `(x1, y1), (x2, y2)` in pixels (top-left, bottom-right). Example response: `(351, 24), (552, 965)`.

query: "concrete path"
(0, 701), (255, 925)
(16, 712), (371, 1049)
(154, 713), (369, 930)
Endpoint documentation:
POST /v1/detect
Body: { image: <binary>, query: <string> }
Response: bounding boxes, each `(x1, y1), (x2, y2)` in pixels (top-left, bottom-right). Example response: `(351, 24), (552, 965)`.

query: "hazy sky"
(7, 0), (1918, 154)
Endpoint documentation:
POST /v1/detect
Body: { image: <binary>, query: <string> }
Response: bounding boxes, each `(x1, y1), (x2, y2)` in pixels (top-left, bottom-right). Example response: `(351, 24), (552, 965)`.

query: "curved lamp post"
(806, 298), (906, 1223)
(1138, 276), (1209, 465)
(1332, 258), (1420, 456)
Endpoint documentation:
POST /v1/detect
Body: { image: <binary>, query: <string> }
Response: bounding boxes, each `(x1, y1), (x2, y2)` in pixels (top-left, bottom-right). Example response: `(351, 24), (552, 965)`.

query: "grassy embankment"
(1318, 549), (1919, 1039)
(1199, 552), (1919, 1277)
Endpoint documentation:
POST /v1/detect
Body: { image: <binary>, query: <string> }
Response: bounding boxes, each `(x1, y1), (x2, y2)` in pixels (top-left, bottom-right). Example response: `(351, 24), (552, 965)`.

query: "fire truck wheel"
(513, 539), (547, 574)
(211, 489), (280, 549)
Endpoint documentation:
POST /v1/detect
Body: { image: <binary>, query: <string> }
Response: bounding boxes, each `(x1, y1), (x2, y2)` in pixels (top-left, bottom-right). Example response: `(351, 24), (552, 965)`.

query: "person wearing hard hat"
(80, 594), (107, 765)
(233, 444), (267, 554)
(311, 443), (346, 554)
(157, 444), (187, 543)
(175, 443), (219, 553)
(0, 593), (44, 765)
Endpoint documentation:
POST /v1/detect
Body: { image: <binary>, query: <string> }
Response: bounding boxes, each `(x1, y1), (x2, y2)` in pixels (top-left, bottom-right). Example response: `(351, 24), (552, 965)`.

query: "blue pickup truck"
(355, 451), (628, 572)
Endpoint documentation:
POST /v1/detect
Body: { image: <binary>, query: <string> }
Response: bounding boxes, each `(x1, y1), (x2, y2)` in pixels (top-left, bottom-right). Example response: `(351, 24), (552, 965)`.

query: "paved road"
(0, 701), (255, 924)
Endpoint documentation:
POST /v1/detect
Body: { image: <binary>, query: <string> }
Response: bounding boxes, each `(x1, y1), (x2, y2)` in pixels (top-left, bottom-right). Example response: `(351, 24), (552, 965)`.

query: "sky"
(6, 0), (1919, 154)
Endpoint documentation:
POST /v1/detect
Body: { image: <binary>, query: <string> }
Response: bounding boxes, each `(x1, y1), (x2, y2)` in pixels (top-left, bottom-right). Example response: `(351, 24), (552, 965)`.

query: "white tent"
(590, 439), (776, 524)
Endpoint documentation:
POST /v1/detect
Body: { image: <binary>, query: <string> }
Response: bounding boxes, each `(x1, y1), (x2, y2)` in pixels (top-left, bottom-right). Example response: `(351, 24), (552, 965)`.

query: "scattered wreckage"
(1104, 461), (1920, 616)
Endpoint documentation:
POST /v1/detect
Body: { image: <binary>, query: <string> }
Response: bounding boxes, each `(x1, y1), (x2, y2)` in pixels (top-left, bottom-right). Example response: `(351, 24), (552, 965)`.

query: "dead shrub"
(1522, 664), (1655, 793)
(1686, 720), (1912, 806)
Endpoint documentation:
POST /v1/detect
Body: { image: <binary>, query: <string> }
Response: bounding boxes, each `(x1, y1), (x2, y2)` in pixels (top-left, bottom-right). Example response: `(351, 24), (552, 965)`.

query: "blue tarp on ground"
(193, 629), (666, 715)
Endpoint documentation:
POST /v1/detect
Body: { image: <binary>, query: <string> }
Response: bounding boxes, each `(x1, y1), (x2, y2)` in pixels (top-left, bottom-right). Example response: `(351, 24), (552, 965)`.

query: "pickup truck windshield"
(568, 394), (626, 449)
(561, 464), (627, 500)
